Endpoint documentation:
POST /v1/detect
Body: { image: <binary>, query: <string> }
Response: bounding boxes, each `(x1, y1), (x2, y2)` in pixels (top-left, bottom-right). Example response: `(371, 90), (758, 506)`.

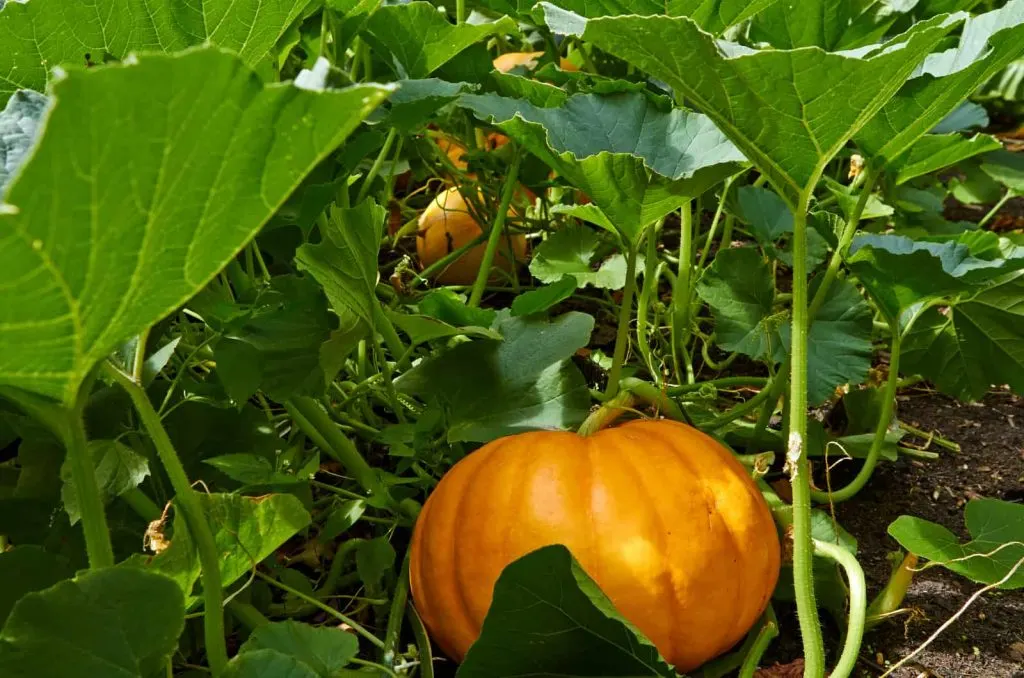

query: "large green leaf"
(696, 247), (781, 358)
(750, 0), (915, 50)
(901, 277), (1024, 401)
(0, 546), (74, 627)
(362, 2), (517, 78)
(459, 91), (744, 243)
(0, 49), (391, 406)
(296, 201), (385, 330)
(207, 275), (360, 403)
(889, 498), (1024, 589)
(458, 545), (674, 678)
(224, 649), (321, 678)
(145, 492), (312, 598)
(0, 568), (185, 678)
(891, 133), (1002, 185)
(396, 311), (594, 442)
(530, 225), (630, 289)
(544, 4), (955, 201)
(847, 233), (1024, 321)
(0, 0), (315, 104)
(0, 90), (46, 195)
(857, 0), (1024, 166)
(238, 621), (359, 678)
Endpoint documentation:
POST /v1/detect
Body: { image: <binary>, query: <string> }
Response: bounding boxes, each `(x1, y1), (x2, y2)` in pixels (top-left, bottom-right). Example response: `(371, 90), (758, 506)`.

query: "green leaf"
(204, 453), (314, 486)
(386, 79), (478, 131)
(889, 498), (1024, 589)
(779, 277), (874, 405)
(397, 311), (594, 442)
(847, 233), (1024, 321)
(145, 492), (311, 598)
(857, 0), (1024, 167)
(901, 277), (1024, 401)
(530, 226), (630, 289)
(484, 0), (776, 33)
(318, 500), (366, 543)
(0, 0), (316, 104)
(981, 148), (1024, 194)
(239, 621), (359, 678)
(0, 90), (46, 196)
(418, 289), (497, 328)
(511, 276), (578, 316)
(355, 537), (395, 592)
(892, 133), (1003, 185)
(0, 49), (391, 405)
(0, 568), (185, 678)
(362, 2), (517, 78)
(224, 649), (320, 678)
(0, 546), (74, 627)
(545, 5), (955, 201)
(458, 544), (674, 678)
(932, 102), (989, 134)
(296, 201), (386, 330)
(210, 275), (359, 403)
(387, 310), (502, 345)
(458, 90), (744, 243)
(696, 247), (780, 359)
(750, 0), (914, 50)
(735, 186), (828, 267)
(60, 439), (149, 524)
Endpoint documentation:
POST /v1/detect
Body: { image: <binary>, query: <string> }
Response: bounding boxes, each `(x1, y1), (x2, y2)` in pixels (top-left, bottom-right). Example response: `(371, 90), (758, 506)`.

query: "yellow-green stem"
(604, 243), (640, 397)
(786, 186), (826, 678)
(468, 153), (521, 307)
(103, 363), (228, 676)
(62, 411), (115, 569)
(737, 608), (779, 678)
(811, 327), (900, 504)
(813, 539), (867, 678)
(672, 201), (694, 384)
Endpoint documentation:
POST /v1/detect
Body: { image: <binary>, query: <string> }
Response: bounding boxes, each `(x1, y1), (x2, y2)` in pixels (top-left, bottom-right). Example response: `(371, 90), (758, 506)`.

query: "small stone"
(1009, 642), (1024, 662)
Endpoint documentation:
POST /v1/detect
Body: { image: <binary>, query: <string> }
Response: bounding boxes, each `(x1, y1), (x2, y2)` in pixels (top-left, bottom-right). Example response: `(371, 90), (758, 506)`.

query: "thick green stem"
(811, 328), (900, 504)
(286, 397), (401, 513)
(228, 600), (270, 630)
(808, 165), (881, 320)
(382, 551), (412, 668)
(456, 0), (466, 23)
(468, 153), (521, 308)
(672, 201), (694, 384)
(604, 243), (640, 398)
(407, 604), (434, 678)
(372, 303), (409, 371)
(737, 608), (780, 678)
(62, 411), (115, 569)
(104, 363), (228, 676)
(813, 539), (867, 678)
(637, 222), (663, 380)
(786, 186), (826, 678)
(866, 552), (918, 628)
(356, 128), (399, 205)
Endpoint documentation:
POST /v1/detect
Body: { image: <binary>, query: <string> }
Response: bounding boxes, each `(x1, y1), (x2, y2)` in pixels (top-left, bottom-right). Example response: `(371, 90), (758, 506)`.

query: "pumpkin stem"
(578, 390), (637, 435)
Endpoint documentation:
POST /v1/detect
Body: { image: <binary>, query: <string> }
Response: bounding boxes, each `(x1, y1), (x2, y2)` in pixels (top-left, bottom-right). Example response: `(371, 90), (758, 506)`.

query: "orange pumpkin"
(416, 187), (527, 285)
(492, 51), (579, 73)
(409, 419), (780, 672)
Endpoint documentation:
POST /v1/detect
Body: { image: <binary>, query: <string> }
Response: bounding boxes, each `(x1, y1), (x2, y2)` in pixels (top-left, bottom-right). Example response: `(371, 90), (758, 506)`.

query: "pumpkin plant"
(1, 1), (1024, 678)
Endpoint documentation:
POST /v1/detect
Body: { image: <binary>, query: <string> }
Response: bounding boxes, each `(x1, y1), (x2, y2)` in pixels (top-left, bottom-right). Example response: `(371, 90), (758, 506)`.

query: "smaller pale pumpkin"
(492, 51), (579, 73)
(416, 187), (527, 285)
(409, 419), (781, 672)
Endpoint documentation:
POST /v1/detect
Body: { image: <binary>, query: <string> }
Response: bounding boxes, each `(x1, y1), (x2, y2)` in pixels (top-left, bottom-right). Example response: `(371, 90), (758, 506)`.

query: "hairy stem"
(604, 242), (640, 397)
(813, 539), (867, 678)
(104, 363), (228, 676)
(356, 128), (398, 205)
(62, 411), (115, 569)
(738, 608), (780, 678)
(811, 327), (900, 504)
(382, 550), (412, 668)
(787, 186), (826, 678)
(672, 201), (694, 384)
(468, 152), (521, 307)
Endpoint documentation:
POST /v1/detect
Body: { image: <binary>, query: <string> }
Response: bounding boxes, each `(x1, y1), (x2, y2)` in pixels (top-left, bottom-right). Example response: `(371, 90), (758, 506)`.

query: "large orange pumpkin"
(409, 419), (780, 672)
(416, 187), (527, 285)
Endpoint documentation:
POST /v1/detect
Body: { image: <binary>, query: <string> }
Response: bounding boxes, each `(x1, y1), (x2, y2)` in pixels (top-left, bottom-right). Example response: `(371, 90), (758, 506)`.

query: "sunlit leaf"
(0, 0), (316, 103)
(545, 5), (955, 201)
(892, 133), (1002, 185)
(530, 226), (630, 290)
(889, 498), (1024, 589)
(0, 49), (390, 405)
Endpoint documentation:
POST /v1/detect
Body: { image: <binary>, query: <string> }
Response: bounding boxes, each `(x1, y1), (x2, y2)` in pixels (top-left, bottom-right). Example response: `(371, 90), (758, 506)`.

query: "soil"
(765, 388), (1024, 678)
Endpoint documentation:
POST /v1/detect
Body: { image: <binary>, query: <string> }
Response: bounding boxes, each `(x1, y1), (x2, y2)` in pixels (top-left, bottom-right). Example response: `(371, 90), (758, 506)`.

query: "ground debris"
(753, 659), (804, 677)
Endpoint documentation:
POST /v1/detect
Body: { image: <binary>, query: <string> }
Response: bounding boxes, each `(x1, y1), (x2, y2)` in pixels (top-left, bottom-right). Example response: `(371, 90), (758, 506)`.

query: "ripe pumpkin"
(492, 51), (579, 73)
(416, 187), (527, 285)
(409, 419), (780, 672)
